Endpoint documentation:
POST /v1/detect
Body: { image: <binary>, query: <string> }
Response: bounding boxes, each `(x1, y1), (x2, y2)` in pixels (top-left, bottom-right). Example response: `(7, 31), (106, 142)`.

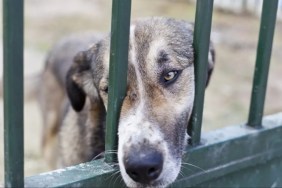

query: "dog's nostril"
(148, 167), (156, 174)
(127, 165), (161, 183)
(148, 167), (159, 177)
(128, 171), (138, 181)
(124, 149), (163, 184)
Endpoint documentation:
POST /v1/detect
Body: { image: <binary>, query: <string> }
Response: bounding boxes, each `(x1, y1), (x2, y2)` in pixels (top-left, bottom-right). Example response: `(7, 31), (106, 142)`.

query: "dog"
(40, 17), (215, 187)
(38, 33), (102, 168)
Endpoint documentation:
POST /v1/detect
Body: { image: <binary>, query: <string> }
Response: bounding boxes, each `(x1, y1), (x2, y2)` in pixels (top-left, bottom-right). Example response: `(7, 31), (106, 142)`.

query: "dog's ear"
(66, 51), (90, 112)
(206, 44), (215, 87)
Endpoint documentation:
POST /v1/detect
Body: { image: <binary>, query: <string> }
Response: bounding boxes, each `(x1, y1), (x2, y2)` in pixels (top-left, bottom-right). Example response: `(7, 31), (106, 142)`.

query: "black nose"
(124, 148), (163, 184)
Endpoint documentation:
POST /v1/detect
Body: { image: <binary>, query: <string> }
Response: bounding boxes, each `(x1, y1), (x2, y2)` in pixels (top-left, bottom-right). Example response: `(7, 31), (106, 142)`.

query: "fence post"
(247, 0), (278, 128)
(105, 0), (131, 163)
(3, 0), (24, 187)
(188, 0), (214, 146)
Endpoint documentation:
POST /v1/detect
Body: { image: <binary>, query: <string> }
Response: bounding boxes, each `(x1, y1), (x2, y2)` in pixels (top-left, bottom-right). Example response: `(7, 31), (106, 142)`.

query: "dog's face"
(66, 18), (215, 187)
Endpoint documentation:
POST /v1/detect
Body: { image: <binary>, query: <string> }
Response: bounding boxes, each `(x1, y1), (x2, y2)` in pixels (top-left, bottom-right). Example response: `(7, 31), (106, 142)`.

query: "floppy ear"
(66, 51), (90, 112)
(206, 43), (215, 87)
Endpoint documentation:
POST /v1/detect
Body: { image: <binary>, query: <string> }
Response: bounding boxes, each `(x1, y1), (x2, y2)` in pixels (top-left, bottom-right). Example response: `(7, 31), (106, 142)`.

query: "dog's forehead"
(132, 18), (194, 68)
(93, 18), (194, 85)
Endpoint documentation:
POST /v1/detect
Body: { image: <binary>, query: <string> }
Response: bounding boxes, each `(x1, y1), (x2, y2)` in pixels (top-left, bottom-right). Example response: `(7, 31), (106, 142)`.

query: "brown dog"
(40, 17), (215, 187)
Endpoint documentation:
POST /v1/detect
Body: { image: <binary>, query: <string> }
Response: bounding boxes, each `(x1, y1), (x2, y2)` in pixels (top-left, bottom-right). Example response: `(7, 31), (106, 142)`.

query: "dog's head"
(66, 17), (215, 187)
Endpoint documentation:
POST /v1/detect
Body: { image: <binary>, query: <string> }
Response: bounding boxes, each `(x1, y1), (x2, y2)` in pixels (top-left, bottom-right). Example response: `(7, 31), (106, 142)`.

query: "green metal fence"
(3, 0), (281, 187)
(105, 0), (131, 163)
(3, 0), (24, 187)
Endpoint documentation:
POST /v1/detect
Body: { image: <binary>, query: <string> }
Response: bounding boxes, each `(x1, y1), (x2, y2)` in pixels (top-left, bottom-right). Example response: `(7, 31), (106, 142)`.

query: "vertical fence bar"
(3, 0), (24, 187)
(247, 0), (278, 128)
(105, 0), (131, 163)
(188, 0), (214, 146)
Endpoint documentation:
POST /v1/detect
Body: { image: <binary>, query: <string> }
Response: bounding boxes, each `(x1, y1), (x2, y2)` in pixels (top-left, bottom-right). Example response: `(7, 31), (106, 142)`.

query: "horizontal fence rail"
(25, 113), (282, 187)
(247, 0), (279, 128)
(3, 0), (24, 187)
(174, 113), (282, 187)
(188, 0), (214, 146)
(105, 0), (132, 163)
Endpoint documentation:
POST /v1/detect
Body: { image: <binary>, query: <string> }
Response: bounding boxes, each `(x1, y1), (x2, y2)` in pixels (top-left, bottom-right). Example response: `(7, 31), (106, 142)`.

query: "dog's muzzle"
(123, 147), (164, 185)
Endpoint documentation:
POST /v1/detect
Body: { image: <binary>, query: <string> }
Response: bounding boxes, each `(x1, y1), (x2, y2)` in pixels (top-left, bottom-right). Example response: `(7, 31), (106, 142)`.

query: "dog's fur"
(38, 33), (102, 168)
(40, 17), (215, 187)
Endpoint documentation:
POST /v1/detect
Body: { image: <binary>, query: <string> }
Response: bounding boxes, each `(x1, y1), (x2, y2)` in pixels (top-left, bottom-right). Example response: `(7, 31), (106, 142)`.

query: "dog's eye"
(163, 70), (179, 82)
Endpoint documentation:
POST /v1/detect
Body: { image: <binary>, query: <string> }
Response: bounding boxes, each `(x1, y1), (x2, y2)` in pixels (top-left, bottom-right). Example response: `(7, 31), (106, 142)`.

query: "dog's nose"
(124, 149), (163, 184)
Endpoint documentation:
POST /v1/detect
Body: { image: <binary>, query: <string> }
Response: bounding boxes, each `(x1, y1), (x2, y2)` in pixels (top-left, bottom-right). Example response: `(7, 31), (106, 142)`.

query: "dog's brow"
(157, 50), (169, 64)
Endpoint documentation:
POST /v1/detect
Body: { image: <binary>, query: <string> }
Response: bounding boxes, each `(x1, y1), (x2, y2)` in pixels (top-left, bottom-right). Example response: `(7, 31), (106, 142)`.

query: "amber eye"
(164, 71), (178, 82)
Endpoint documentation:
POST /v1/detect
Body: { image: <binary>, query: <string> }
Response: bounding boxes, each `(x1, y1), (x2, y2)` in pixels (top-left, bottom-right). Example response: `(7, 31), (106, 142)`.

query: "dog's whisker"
(103, 161), (119, 169)
(104, 150), (118, 153)
(104, 151), (118, 155)
(114, 174), (123, 187)
(106, 170), (120, 183)
(181, 162), (206, 173)
(180, 165), (194, 172)
(113, 171), (122, 186)
(179, 164), (194, 177)
(109, 163), (119, 167)
(118, 173), (124, 185)
(103, 150), (118, 155)
(107, 170), (121, 186)
(109, 163), (119, 169)
(178, 169), (185, 178)
(105, 150), (117, 152)
(110, 171), (120, 179)
(91, 150), (119, 161)
(91, 151), (105, 161)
